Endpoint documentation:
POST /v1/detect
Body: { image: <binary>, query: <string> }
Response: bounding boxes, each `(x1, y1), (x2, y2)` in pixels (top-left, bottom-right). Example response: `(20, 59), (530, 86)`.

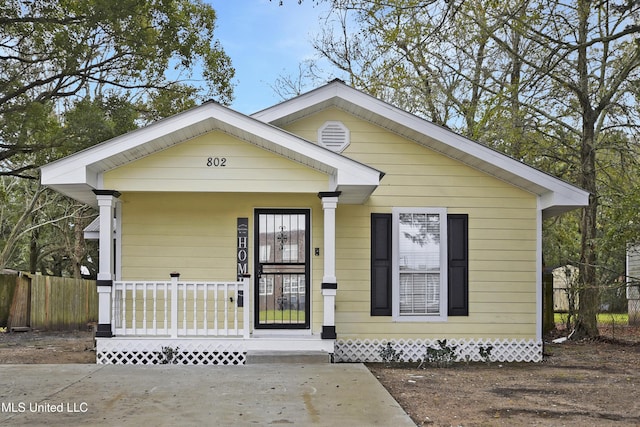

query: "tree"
(494, 0), (640, 338)
(0, 0), (235, 275)
(311, 0), (640, 338)
(0, 0), (235, 178)
(0, 95), (144, 276)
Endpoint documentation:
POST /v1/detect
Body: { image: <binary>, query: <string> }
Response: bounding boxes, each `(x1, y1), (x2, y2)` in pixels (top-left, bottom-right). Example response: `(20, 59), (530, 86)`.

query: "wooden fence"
(0, 274), (18, 327)
(0, 273), (98, 331)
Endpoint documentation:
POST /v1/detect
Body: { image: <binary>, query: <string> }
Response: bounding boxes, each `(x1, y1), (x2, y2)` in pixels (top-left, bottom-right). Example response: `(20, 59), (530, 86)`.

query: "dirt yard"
(0, 326), (639, 426)
(0, 329), (95, 364)
(370, 325), (640, 426)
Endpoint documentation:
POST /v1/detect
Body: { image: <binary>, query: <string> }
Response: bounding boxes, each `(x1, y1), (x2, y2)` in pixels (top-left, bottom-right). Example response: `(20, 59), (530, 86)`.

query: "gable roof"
(40, 100), (383, 206)
(253, 80), (589, 219)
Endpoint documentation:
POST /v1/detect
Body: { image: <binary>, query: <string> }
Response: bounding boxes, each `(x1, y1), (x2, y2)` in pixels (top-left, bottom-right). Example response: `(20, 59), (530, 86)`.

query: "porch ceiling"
(41, 102), (383, 207)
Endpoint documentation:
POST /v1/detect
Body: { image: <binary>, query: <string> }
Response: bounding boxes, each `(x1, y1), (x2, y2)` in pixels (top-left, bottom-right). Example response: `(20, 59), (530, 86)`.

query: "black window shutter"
(448, 214), (469, 316)
(371, 213), (392, 316)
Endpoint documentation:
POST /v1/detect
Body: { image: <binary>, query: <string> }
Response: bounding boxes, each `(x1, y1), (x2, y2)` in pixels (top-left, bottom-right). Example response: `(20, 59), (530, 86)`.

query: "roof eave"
(41, 100), (382, 205)
(254, 81), (590, 216)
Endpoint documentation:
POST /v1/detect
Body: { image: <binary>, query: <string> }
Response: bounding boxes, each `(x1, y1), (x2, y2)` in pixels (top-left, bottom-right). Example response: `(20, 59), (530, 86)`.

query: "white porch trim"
(95, 337), (542, 365)
(319, 192), (340, 339)
(96, 337), (334, 365)
(94, 190), (120, 338)
(40, 99), (382, 207)
(112, 277), (250, 339)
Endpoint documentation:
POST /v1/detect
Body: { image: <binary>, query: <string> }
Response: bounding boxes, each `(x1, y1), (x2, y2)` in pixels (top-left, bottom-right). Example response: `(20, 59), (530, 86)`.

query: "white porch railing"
(112, 277), (250, 338)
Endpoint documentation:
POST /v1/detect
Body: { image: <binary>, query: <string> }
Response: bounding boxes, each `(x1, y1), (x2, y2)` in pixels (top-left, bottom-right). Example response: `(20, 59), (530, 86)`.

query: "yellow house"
(41, 81), (588, 364)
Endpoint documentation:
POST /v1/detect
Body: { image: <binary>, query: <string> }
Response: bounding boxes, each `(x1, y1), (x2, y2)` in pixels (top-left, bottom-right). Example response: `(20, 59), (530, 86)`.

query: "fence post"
(170, 272), (180, 338)
(242, 276), (250, 339)
(542, 269), (554, 335)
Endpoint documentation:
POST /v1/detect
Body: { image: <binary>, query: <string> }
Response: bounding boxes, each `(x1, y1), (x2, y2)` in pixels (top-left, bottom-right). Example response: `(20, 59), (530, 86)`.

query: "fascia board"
(252, 83), (340, 123)
(342, 88), (591, 208)
(42, 100), (381, 191)
(41, 164), (89, 186)
(539, 187), (590, 212)
(215, 107), (382, 186)
(257, 83), (588, 210)
(41, 104), (217, 185)
(335, 166), (381, 187)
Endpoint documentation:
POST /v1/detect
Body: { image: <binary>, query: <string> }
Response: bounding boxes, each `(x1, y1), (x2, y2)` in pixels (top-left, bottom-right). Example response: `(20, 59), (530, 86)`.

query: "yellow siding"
(118, 192), (327, 333)
(104, 131), (328, 193)
(111, 106), (540, 341)
(283, 108), (538, 340)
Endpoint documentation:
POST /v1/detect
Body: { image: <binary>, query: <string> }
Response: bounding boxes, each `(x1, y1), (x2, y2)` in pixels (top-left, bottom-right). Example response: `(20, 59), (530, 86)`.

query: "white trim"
(334, 338), (543, 363)
(254, 81), (589, 218)
(392, 207), (448, 322)
(96, 336), (334, 365)
(41, 101), (382, 206)
(321, 196), (339, 284)
(115, 200), (122, 281)
(96, 194), (117, 282)
(536, 198), (543, 341)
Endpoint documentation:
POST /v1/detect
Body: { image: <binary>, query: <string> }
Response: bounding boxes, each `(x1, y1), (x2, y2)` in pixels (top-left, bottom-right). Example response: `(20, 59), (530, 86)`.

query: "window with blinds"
(393, 208), (447, 320)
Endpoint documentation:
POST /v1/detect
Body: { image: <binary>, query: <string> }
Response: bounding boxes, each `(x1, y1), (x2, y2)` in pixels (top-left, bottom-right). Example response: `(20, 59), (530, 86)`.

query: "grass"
(554, 312), (629, 325)
(259, 309), (305, 323)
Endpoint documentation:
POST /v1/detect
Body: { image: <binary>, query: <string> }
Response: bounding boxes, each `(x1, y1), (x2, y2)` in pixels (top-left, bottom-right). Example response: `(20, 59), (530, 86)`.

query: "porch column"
(318, 191), (341, 339)
(94, 189), (121, 338)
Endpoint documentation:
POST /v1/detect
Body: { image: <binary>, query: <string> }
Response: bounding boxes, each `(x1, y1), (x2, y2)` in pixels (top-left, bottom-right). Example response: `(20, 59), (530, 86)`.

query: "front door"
(255, 209), (310, 329)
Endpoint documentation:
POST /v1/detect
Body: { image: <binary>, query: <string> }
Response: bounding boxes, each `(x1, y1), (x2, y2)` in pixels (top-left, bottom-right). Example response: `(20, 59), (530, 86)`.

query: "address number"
(206, 157), (227, 167)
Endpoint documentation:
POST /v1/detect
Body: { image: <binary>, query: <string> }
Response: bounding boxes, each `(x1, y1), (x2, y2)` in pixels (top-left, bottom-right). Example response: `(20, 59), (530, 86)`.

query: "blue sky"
(207, 0), (334, 114)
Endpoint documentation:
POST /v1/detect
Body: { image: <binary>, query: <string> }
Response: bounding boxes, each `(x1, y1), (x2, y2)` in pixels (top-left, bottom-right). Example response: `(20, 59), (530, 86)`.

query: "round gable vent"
(318, 121), (350, 152)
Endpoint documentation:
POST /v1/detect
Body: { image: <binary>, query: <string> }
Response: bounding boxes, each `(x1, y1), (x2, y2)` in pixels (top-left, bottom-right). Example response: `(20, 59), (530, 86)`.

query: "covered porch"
(93, 192), (343, 365)
(97, 274), (335, 365)
(40, 101), (383, 364)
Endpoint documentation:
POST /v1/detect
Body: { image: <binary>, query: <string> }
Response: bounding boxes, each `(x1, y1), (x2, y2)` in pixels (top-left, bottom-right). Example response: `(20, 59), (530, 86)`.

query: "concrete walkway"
(0, 363), (415, 426)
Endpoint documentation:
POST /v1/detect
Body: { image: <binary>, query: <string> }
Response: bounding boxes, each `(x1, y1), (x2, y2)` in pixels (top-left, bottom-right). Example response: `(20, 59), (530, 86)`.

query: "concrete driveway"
(0, 363), (414, 426)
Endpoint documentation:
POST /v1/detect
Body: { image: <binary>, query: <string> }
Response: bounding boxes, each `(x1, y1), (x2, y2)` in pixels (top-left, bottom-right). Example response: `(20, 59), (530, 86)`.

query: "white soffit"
(41, 101), (382, 206)
(253, 81), (589, 218)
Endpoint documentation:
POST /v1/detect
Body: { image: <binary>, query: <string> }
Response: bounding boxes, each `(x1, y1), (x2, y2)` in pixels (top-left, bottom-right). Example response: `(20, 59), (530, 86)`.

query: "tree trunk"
(572, 0), (599, 339)
(29, 227), (39, 275)
(574, 118), (599, 339)
(0, 185), (44, 270)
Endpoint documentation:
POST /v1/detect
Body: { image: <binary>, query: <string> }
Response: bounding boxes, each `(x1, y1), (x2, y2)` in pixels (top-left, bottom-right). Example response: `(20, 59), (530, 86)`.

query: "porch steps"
(246, 350), (331, 364)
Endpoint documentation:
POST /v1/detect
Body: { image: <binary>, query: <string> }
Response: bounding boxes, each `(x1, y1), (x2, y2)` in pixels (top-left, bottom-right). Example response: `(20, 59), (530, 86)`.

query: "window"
(259, 276), (274, 295)
(260, 244), (271, 262)
(371, 211), (468, 319)
(282, 244), (298, 262)
(393, 208), (447, 321)
(283, 275), (305, 294)
(371, 208), (469, 321)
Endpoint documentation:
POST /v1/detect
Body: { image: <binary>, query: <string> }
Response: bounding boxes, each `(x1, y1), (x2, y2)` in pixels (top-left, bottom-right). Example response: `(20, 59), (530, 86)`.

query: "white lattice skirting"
(97, 339), (247, 365)
(334, 338), (543, 363)
(97, 337), (542, 365)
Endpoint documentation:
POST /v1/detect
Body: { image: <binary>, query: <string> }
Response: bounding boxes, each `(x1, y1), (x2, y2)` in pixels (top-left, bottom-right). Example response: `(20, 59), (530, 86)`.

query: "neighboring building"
(40, 80), (589, 364)
(552, 265), (579, 312)
(626, 245), (640, 325)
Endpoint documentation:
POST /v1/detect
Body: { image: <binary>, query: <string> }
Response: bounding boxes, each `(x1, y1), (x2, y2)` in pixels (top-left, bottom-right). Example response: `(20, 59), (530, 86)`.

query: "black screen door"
(255, 209), (310, 329)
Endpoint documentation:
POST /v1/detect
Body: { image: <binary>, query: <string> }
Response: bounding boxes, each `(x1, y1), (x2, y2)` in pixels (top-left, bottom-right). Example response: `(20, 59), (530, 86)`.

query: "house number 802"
(206, 157), (226, 167)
